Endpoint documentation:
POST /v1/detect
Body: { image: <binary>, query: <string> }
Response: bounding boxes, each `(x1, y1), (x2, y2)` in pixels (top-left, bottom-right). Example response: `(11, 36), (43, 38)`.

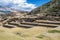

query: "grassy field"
(0, 26), (60, 40)
(0, 27), (23, 40)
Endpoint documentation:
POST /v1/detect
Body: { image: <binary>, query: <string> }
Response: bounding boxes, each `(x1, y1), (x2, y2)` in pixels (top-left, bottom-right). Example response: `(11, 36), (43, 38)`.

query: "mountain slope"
(29, 0), (60, 16)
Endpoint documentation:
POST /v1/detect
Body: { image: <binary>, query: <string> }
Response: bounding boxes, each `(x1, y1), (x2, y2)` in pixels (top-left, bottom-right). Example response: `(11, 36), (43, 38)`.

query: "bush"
(48, 30), (60, 33)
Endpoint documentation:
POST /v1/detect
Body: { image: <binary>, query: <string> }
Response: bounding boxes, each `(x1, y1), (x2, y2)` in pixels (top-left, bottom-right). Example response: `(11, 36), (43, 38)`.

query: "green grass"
(36, 35), (45, 39)
(36, 34), (52, 40)
(48, 30), (60, 33)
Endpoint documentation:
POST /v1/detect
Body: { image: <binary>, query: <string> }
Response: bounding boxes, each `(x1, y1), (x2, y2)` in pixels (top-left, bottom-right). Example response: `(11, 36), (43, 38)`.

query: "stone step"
(21, 22), (58, 28)
(3, 24), (16, 28)
(18, 24), (33, 28)
(37, 22), (60, 25)
(8, 22), (33, 28)
(35, 21), (60, 25)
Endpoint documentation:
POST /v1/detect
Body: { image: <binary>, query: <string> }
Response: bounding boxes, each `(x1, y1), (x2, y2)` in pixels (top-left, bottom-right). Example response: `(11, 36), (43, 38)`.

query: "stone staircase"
(2, 19), (60, 28)
(1, 17), (60, 28)
(8, 22), (33, 28)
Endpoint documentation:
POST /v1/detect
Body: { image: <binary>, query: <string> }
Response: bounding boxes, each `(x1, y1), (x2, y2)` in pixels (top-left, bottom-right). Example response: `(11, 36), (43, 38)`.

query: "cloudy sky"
(0, 0), (51, 11)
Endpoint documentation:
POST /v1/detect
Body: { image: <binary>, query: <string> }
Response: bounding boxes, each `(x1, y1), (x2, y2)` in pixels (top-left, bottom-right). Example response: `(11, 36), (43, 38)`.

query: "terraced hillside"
(0, 0), (60, 40)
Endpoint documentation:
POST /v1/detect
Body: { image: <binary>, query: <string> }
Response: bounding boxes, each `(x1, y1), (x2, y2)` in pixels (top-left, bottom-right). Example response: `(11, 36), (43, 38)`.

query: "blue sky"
(27, 0), (51, 7)
(0, 0), (51, 11)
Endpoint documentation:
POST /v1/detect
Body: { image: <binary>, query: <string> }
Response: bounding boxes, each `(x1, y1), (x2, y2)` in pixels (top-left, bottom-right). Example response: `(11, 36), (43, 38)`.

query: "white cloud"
(12, 0), (26, 3)
(0, 0), (36, 11)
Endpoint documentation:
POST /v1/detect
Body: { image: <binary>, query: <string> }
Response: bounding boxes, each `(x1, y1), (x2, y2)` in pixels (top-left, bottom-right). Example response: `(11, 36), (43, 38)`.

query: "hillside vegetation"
(29, 0), (60, 21)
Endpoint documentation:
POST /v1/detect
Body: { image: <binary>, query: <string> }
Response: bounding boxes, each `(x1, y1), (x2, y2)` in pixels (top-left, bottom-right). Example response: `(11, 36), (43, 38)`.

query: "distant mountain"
(0, 6), (28, 14)
(0, 6), (13, 15)
(0, 6), (28, 17)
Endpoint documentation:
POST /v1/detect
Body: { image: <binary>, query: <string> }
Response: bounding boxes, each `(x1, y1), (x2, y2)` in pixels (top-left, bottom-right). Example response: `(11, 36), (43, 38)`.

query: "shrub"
(48, 30), (60, 33)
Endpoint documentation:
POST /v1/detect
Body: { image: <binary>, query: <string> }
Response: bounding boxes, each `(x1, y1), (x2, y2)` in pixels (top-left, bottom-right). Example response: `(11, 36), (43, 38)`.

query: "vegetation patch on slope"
(48, 30), (60, 33)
